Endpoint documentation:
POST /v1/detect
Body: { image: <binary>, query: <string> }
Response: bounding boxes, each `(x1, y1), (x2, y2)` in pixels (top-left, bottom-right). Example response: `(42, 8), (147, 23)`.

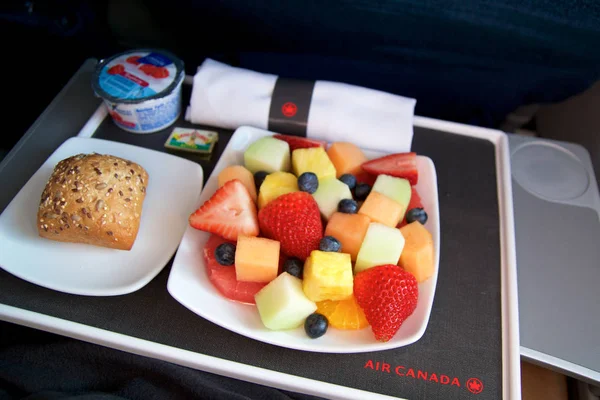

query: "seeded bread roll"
(37, 153), (149, 250)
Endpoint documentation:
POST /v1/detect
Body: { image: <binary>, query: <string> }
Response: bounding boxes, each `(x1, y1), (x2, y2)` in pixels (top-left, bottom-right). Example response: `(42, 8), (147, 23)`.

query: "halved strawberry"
(258, 191), (323, 260)
(189, 179), (259, 241)
(361, 152), (418, 185)
(272, 134), (327, 152)
(354, 265), (418, 342)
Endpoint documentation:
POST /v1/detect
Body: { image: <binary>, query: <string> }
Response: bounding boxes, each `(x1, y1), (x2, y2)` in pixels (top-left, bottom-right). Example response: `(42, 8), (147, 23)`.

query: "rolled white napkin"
(186, 58), (416, 152)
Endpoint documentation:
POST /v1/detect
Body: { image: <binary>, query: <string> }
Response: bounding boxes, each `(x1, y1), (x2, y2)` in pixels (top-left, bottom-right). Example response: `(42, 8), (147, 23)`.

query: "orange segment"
(316, 295), (369, 330)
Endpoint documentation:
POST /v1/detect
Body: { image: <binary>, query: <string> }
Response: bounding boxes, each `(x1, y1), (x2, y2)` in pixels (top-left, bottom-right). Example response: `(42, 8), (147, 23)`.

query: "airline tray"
(0, 59), (520, 400)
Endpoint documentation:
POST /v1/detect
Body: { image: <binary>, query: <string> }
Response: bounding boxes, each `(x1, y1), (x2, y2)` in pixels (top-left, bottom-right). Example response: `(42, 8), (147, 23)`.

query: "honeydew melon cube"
(244, 137), (291, 174)
(355, 223), (405, 273)
(254, 272), (317, 330)
(311, 178), (353, 220)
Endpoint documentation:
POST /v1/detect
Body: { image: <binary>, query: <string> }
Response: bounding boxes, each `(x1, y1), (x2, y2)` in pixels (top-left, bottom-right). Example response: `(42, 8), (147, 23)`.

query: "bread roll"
(37, 153), (149, 250)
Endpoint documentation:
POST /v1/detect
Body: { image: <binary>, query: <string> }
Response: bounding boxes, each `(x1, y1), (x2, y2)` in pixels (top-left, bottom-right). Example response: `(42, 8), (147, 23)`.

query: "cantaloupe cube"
(235, 236), (280, 283)
(358, 191), (405, 227)
(218, 165), (257, 202)
(327, 142), (368, 178)
(372, 175), (411, 221)
(303, 250), (353, 302)
(324, 212), (370, 261)
(399, 221), (434, 283)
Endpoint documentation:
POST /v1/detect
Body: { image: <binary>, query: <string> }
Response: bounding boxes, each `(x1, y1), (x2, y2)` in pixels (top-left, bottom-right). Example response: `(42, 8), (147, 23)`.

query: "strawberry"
(361, 152), (419, 185)
(189, 179), (259, 241)
(258, 191), (323, 260)
(354, 265), (419, 342)
(273, 134), (327, 152)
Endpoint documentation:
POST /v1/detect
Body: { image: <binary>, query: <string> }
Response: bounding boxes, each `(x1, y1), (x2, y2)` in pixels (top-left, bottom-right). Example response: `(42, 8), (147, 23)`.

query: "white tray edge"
(0, 304), (404, 400)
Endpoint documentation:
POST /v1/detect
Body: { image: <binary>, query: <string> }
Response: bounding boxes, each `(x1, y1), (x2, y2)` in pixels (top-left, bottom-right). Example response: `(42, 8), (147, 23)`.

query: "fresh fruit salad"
(188, 133), (435, 342)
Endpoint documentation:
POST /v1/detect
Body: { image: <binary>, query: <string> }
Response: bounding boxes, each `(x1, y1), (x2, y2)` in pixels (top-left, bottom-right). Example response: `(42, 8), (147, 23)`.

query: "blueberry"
(284, 257), (304, 279)
(298, 172), (319, 194)
(254, 171), (269, 191)
(339, 174), (357, 190)
(354, 183), (371, 201)
(215, 243), (236, 266)
(319, 235), (341, 252)
(338, 198), (358, 214)
(304, 313), (328, 339)
(406, 208), (428, 225)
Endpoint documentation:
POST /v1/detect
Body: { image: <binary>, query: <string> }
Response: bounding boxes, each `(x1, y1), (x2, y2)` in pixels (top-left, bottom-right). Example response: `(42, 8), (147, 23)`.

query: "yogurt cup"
(92, 49), (185, 134)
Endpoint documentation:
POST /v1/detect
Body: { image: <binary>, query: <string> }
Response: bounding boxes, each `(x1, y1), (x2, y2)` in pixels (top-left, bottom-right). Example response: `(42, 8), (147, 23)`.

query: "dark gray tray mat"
(0, 88), (502, 400)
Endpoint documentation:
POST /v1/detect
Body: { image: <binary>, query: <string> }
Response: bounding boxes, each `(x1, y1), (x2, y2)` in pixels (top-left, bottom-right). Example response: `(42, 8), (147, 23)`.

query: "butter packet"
(164, 127), (218, 154)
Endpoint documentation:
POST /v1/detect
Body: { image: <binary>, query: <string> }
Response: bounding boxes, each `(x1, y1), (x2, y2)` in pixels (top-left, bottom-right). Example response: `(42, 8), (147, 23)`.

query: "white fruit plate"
(168, 126), (440, 353)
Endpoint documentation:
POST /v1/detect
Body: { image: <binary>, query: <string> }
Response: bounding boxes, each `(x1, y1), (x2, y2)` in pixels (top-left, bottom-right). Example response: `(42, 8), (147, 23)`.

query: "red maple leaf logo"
(466, 378), (484, 394)
(281, 102), (297, 117)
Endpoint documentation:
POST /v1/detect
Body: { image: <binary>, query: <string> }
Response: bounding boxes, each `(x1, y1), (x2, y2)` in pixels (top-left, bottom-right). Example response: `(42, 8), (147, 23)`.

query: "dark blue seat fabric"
(150, 0), (600, 128)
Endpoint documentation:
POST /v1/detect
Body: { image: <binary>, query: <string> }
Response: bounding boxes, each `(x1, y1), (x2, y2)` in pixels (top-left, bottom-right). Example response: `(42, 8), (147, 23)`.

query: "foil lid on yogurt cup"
(92, 49), (185, 104)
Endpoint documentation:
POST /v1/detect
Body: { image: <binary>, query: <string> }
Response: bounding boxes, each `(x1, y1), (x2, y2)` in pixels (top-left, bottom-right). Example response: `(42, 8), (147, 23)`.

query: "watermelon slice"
(397, 187), (424, 228)
(354, 170), (376, 186)
(272, 134), (327, 152)
(408, 186), (423, 210)
(203, 235), (267, 304)
(361, 152), (419, 185)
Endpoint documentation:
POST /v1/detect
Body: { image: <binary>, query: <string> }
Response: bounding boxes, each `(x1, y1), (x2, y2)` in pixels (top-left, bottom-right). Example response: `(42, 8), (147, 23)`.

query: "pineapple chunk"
(303, 250), (353, 302)
(258, 171), (299, 208)
(292, 147), (337, 181)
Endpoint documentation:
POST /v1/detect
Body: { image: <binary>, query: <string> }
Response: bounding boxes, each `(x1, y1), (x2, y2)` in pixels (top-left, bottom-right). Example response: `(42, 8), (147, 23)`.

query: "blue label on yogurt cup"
(98, 70), (158, 100)
(93, 49), (184, 133)
(93, 49), (183, 103)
